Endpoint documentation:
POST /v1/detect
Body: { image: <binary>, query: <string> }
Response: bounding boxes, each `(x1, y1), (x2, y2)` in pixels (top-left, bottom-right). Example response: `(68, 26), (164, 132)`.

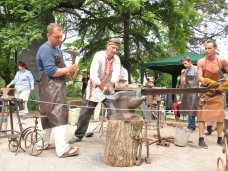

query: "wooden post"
(104, 120), (143, 167)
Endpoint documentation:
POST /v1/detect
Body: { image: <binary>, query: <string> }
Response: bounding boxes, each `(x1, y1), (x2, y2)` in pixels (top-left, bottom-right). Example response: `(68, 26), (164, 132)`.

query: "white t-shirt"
(119, 67), (128, 85)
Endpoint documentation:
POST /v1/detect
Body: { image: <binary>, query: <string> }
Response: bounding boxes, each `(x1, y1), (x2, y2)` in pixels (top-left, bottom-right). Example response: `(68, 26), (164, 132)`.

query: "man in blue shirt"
(36, 23), (79, 158)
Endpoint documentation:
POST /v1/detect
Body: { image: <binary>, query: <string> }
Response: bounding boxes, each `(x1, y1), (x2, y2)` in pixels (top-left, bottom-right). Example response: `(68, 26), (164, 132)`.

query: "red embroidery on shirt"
(101, 57), (113, 82)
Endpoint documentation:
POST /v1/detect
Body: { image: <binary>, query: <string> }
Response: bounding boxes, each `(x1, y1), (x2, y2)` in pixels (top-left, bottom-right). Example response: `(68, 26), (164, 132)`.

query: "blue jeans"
(188, 115), (196, 130)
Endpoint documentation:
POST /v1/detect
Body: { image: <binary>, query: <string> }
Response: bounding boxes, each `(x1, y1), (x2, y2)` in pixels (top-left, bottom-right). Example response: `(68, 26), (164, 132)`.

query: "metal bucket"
(68, 108), (81, 126)
(0, 114), (8, 131)
(174, 125), (192, 147)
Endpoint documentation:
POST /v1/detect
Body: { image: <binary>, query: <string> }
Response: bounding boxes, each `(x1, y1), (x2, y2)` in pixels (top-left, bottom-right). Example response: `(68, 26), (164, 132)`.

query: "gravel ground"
(0, 116), (225, 171)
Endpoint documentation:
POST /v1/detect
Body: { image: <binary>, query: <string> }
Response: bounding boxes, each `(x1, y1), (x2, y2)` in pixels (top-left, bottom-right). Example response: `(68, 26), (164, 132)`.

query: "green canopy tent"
(140, 52), (204, 87)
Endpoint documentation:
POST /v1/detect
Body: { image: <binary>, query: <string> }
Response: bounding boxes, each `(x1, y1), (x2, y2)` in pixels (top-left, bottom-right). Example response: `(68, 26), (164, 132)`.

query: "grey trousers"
(74, 95), (115, 139)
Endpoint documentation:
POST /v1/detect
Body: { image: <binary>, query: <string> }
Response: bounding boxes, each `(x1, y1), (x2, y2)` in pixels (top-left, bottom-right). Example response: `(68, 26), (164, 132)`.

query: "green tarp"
(140, 52), (204, 85)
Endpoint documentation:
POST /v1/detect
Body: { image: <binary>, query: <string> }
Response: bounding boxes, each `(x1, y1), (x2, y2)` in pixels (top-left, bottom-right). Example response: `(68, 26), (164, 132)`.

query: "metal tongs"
(217, 78), (225, 85)
(209, 78), (225, 94)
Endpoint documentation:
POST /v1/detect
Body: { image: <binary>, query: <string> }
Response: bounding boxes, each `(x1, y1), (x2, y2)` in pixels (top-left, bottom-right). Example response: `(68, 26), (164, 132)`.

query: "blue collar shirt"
(10, 70), (34, 92)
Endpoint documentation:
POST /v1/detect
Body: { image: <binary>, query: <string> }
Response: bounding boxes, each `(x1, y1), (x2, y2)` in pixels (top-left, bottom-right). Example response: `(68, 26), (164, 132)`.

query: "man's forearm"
(180, 75), (185, 85)
(52, 68), (69, 77)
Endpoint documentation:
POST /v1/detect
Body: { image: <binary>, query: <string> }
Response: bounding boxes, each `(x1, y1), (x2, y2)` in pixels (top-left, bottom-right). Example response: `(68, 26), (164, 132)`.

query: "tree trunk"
(104, 120), (143, 167)
(2, 49), (12, 85)
(123, 13), (131, 83)
(17, 12), (55, 98)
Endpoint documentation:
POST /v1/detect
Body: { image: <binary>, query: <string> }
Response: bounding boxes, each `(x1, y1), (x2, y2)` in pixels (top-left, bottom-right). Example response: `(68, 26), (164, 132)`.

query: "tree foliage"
(0, 0), (60, 51)
(188, 0), (228, 53)
(0, 0), (227, 86)
(56, 0), (205, 83)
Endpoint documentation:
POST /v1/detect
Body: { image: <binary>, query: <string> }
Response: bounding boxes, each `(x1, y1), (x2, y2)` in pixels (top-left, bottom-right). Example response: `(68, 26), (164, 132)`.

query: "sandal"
(36, 143), (55, 150)
(60, 147), (79, 158)
(44, 144), (55, 150)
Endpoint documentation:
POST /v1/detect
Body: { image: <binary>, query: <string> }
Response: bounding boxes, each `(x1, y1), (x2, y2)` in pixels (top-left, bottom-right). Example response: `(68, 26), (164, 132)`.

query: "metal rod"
(141, 87), (209, 95)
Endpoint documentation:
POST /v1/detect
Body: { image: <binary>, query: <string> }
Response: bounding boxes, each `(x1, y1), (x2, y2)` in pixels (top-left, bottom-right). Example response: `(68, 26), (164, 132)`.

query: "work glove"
(218, 80), (228, 93)
(201, 78), (218, 88)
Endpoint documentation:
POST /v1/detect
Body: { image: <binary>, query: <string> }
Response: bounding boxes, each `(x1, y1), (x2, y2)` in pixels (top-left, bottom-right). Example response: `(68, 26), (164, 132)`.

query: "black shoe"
(68, 137), (82, 144)
(217, 137), (223, 146)
(205, 126), (212, 136)
(199, 138), (208, 149)
(85, 132), (94, 138)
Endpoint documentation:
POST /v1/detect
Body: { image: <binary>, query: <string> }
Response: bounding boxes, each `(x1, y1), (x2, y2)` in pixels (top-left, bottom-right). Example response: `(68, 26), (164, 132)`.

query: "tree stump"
(104, 120), (143, 167)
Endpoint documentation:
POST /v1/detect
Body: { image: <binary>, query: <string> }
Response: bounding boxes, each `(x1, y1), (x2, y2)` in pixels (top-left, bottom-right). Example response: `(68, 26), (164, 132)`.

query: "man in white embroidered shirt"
(69, 38), (121, 143)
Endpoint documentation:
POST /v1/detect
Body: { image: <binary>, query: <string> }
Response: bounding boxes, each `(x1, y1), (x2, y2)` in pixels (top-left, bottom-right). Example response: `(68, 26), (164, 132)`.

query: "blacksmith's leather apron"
(197, 59), (224, 122)
(39, 56), (68, 129)
(179, 68), (198, 116)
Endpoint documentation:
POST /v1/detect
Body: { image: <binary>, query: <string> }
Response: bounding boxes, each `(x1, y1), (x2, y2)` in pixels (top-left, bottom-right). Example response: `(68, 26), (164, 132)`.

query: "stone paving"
(0, 116), (226, 171)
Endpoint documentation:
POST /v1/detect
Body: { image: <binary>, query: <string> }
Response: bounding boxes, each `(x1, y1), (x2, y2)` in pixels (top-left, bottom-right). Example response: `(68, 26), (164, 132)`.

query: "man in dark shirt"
(81, 70), (89, 98)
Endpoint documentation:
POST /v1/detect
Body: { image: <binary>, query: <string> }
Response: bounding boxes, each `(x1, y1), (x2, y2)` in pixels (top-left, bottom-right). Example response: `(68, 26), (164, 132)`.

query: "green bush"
(66, 82), (82, 98)
(67, 96), (82, 101)
(0, 76), (6, 88)
(28, 95), (39, 111)
(135, 107), (144, 118)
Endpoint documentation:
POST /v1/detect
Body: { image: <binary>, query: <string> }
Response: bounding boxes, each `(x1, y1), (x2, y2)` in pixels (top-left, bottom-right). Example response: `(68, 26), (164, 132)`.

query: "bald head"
(47, 23), (62, 34)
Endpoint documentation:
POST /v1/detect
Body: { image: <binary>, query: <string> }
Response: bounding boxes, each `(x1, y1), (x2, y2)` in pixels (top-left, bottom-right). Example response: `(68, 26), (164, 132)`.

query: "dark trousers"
(81, 88), (86, 98)
(74, 95), (115, 139)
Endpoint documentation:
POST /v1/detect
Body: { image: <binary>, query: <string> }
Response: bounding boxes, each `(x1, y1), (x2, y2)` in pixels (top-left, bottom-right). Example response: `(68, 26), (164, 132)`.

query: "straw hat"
(107, 38), (121, 47)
